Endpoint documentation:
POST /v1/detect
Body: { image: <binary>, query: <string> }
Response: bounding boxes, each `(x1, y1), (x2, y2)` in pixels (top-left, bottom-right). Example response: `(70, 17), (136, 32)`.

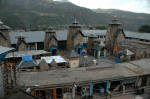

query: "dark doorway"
(52, 49), (57, 56)
(56, 88), (63, 98)
(78, 48), (81, 54)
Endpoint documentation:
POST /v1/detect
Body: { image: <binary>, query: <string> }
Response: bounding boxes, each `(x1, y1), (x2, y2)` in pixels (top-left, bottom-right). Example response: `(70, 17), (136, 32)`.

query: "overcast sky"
(58, 0), (150, 14)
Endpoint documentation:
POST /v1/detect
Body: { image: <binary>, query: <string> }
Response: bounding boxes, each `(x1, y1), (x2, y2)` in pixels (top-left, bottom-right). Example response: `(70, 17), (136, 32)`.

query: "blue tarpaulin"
(100, 88), (105, 94)
(89, 84), (94, 96)
(100, 51), (104, 58)
(22, 55), (33, 62)
(83, 43), (88, 48)
(0, 53), (6, 61)
(115, 58), (120, 63)
(75, 45), (86, 56)
(106, 80), (110, 92)
(50, 46), (58, 56)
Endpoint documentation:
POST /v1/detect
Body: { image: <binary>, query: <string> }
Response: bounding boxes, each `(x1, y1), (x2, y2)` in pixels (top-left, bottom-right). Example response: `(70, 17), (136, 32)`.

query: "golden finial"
(114, 16), (117, 19)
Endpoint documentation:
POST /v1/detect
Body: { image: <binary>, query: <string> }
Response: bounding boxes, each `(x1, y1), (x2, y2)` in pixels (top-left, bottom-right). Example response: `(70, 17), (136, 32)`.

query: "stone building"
(16, 35), (28, 51)
(39, 59), (49, 71)
(0, 20), (11, 47)
(44, 27), (58, 55)
(87, 34), (98, 55)
(67, 50), (79, 68)
(105, 16), (125, 55)
(66, 20), (84, 52)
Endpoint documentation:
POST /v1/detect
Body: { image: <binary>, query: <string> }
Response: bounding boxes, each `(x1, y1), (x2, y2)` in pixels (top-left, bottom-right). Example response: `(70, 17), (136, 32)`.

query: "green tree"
(95, 25), (107, 30)
(139, 25), (150, 33)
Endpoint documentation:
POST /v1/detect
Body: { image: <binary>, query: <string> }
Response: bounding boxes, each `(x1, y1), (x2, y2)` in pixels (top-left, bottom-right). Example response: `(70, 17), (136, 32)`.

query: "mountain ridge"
(0, 0), (150, 31)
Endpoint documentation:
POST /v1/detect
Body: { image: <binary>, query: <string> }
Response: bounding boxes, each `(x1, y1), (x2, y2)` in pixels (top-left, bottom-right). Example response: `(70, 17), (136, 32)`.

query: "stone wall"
(87, 38), (95, 55)
(105, 25), (124, 55)
(67, 28), (83, 51)
(73, 33), (83, 49)
(44, 31), (58, 51)
(0, 30), (11, 47)
(17, 42), (27, 51)
(69, 58), (79, 68)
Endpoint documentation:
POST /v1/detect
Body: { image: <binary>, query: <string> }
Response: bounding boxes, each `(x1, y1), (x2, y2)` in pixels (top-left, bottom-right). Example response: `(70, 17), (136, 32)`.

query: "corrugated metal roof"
(125, 31), (150, 40)
(9, 30), (150, 44)
(5, 50), (49, 58)
(56, 30), (67, 41)
(16, 61), (38, 69)
(0, 46), (14, 54)
(9, 31), (45, 44)
(82, 30), (106, 36)
(41, 56), (67, 64)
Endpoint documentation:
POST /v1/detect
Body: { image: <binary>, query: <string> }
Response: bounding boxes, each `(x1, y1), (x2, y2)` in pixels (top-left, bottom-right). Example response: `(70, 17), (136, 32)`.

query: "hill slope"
(0, 0), (150, 31)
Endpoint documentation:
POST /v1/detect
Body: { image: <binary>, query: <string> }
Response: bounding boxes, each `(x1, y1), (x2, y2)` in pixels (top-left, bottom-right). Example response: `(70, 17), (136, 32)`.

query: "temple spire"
(109, 16), (122, 25)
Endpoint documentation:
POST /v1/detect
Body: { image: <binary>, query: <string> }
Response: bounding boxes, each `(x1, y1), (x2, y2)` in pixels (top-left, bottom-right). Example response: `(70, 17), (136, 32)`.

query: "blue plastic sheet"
(115, 58), (120, 63)
(100, 88), (105, 94)
(0, 53), (6, 60)
(89, 84), (94, 96)
(106, 80), (109, 92)
(22, 55), (33, 62)
(50, 46), (58, 56)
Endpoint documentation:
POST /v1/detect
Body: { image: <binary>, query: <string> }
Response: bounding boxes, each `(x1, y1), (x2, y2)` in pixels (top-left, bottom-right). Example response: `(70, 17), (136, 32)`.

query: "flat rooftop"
(17, 58), (150, 88)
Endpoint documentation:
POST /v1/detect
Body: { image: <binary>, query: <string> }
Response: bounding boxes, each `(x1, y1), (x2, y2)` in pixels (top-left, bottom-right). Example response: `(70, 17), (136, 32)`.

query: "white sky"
(65, 0), (150, 14)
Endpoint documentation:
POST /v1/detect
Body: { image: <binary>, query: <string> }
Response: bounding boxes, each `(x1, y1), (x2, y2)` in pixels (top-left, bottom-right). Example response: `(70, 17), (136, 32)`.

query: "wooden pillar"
(35, 43), (38, 50)
(53, 88), (56, 99)
(123, 85), (126, 94)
